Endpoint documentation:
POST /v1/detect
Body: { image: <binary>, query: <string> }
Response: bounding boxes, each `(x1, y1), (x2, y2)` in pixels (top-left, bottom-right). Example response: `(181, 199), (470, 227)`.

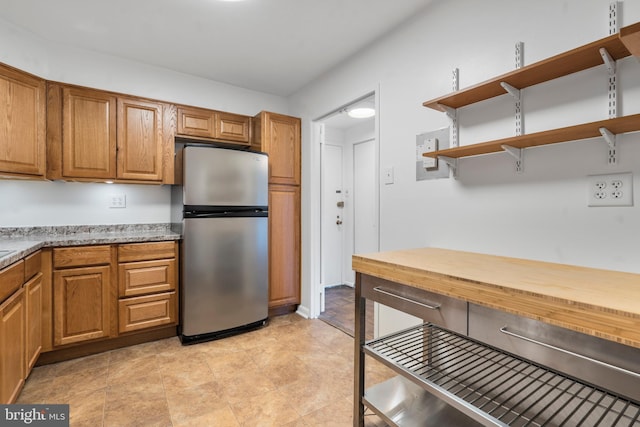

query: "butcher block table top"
(352, 247), (640, 349)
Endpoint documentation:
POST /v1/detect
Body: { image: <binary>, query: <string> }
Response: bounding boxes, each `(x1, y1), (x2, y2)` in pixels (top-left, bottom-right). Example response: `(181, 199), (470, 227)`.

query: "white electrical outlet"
(109, 194), (127, 208)
(587, 173), (633, 207)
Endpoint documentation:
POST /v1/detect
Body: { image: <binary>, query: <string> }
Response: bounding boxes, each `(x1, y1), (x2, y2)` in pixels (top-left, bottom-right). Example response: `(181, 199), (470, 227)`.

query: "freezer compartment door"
(183, 146), (268, 207)
(182, 217), (268, 336)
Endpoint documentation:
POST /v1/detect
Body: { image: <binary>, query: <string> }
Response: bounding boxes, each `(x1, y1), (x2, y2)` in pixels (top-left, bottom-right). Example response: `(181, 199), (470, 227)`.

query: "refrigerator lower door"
(181, 216), (268, 340)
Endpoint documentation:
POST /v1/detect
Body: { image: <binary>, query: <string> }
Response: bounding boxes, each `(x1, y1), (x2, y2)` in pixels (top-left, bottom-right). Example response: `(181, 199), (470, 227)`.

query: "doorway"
(315, 93), (379, 337)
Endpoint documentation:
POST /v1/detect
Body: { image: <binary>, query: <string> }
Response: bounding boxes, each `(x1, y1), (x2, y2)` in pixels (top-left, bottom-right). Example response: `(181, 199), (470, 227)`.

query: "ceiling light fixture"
(347, 107), (375, 119)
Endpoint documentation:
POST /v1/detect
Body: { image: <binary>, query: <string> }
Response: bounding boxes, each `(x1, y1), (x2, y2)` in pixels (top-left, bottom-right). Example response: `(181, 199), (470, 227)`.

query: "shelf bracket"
(599, 48), (616, 76)
(439, 155), (458, 179)
(599, 127), (617, 164)
(500, 82), (521, 101)
(501, 145), (524, 173)
(437, 104), (457, 120)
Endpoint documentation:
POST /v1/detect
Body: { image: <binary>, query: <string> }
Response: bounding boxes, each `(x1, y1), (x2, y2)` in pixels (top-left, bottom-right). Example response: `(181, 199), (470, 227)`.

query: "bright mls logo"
(0, 405), (69, 426)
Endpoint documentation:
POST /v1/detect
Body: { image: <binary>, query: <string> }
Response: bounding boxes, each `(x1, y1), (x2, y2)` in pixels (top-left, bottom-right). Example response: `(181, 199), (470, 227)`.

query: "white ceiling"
(0, 0), (432, 96)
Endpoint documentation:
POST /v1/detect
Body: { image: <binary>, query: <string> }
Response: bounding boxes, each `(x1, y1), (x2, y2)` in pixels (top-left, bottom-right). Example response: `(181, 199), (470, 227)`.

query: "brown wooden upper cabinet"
(117, 97), (164, 181)
(0, 63), (46, 178)
(252, 111), (301, 186)
(177, 105), (251, 145)
(46, 83), (173, 183)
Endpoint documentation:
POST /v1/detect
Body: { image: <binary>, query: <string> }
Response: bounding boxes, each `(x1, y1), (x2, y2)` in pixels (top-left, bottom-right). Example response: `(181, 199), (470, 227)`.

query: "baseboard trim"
(36, 326), (178, 365)
(296, 305), (310, 319)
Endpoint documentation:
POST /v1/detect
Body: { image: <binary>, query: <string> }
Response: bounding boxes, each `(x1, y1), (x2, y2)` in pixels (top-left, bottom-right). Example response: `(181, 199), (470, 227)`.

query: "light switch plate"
(383, 167), (394, 185)
(417, 137), (438, 169)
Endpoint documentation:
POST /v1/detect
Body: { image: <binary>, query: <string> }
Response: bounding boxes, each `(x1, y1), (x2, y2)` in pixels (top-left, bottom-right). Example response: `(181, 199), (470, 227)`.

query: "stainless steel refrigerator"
(172, 145), (268, 344)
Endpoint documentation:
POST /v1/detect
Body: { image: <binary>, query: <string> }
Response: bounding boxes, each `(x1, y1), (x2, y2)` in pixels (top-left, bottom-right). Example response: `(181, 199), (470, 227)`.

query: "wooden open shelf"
(620, 22), (640, 57)
(422, 113), (640, 159)
(423, 22), (640, 111)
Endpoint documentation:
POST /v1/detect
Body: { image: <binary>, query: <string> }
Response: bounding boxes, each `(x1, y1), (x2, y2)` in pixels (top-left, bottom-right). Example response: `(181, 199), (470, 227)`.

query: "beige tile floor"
(18, 314), (394, 426)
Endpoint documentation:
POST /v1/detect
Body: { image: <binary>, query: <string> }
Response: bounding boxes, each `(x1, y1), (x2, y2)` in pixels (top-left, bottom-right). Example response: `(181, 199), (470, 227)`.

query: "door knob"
(336, 219), (343, 225)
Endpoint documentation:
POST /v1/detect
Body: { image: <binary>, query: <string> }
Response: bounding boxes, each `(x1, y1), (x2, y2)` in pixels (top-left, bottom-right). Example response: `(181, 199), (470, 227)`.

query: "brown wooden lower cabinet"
(47, 242), (178, 353)
(24, 272), (43, 373)
(0, 287), (25, 404)
(117, 241), (178, 334)
(51, 245), (115, 348)
(268, 184), (301, 309)
(0, 250), (42, 404)
(53, 264), (113, 346)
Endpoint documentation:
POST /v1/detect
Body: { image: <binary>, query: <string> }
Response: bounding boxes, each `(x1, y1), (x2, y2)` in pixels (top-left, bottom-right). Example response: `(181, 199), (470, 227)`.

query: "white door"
(321, 144), (344, 304)
(352, 139), (378, 274)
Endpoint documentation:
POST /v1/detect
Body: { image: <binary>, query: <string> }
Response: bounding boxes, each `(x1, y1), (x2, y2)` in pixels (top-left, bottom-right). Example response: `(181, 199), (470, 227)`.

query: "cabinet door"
(62, 87), (117, 179)
(261, 112), (300, 185)
(25, 273), (42, 373)
(0, 288), (25, 404)
(216, 112), (250, 143)
(117, 97), (164, 181)
(177, 106), (216, 139)
(0, 64), (46, 177)
(268, 184), (301, 308)
(53, 265), (112, 346)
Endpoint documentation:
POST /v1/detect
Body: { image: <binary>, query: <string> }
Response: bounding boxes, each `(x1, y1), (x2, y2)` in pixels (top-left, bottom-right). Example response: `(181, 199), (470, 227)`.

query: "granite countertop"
(0, 224), (181, 269)
(352, 247), (640, 349)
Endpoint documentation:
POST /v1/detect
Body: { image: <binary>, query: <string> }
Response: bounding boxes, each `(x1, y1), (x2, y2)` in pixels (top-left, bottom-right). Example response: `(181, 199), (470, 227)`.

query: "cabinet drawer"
(53, 246), (112, 268)
(24, 250), (41, 281)
(118, 241), (176, 263)
(118, 291), (176, 333)
(468, 303), (640, 403)
(360, 275), (467, 335)
(0, 261), (24, 304)
(119, 259), (176, 297)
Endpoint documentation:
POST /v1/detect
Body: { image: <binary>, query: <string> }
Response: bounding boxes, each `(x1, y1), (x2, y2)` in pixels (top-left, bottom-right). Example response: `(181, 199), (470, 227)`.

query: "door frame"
(308, 89), (380, 319)
(320, 140), (345, 312)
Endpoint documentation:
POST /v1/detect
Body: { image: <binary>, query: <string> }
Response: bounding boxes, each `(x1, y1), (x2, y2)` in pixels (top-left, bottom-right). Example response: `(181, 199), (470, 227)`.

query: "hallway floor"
(18, 314), (392, 426)
(319, 285), (374, 340)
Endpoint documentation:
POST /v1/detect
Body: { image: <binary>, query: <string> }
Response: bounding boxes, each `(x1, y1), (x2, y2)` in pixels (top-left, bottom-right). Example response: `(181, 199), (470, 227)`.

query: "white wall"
(0, 17), (288, 227)
(0, 181), (169, 226)
(291, 0), (640, 316)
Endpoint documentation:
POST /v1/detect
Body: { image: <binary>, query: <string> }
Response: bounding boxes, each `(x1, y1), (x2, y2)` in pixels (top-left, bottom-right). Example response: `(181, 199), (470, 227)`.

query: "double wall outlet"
(109, 193), (127, 208)
(587, 173), (633, 207)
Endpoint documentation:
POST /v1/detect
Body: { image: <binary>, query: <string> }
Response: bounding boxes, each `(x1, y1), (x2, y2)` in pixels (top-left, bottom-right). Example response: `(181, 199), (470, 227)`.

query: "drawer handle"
(373, 287), (441, 310)
(500, 326), (640, 379)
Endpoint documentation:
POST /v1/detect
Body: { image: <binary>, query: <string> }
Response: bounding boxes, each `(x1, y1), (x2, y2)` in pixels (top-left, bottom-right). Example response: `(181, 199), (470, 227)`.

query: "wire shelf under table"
(363, 323), (640, 427)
